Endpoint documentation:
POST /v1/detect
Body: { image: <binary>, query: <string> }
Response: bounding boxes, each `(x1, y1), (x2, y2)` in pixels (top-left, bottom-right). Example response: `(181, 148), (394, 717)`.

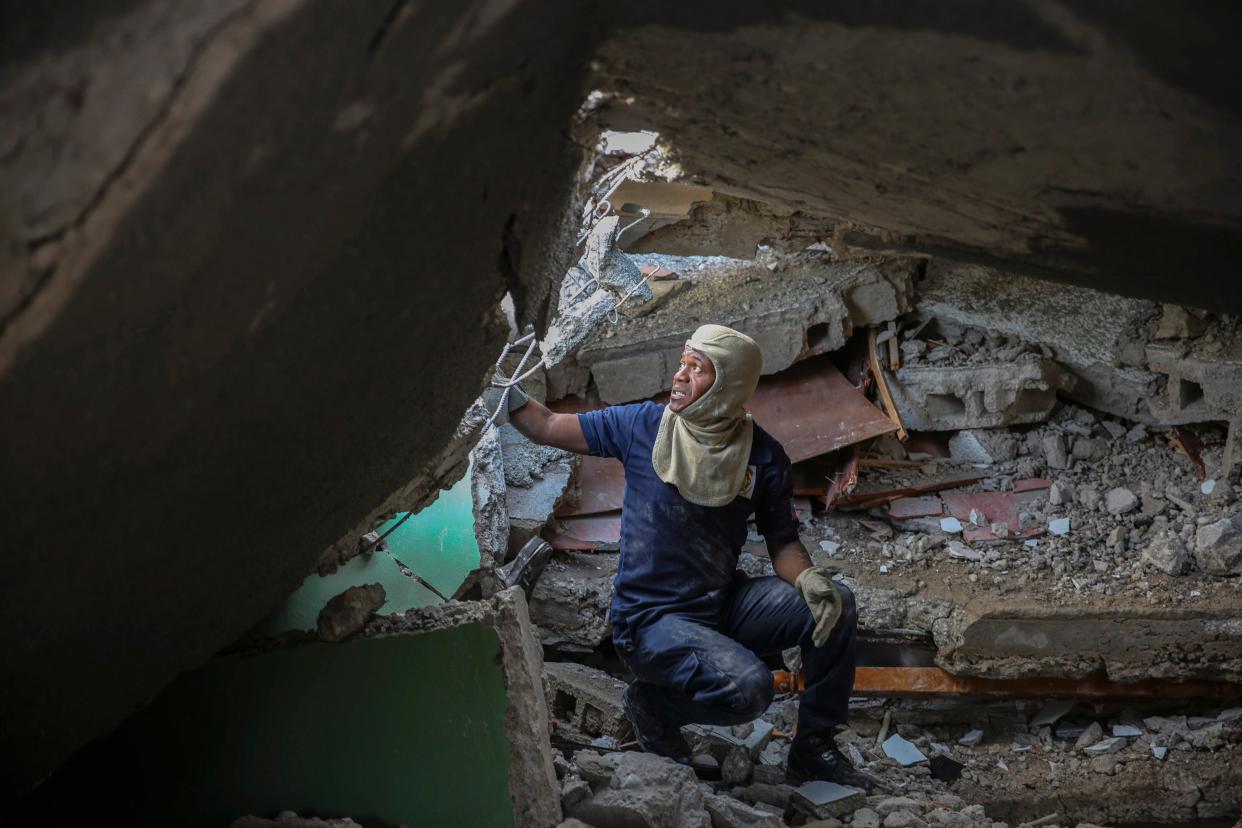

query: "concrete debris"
(315, 584), (385, 643)
(529, 551), (617, 649)
(1195, 517), (1242, 575)
(1074, 722), (1104, 750)
(566, 750), (711, 828)
(703, 792), (785, 828)
(1141, 532), (1191, 575)
(1154, 304), (1208, 340)
(958, 729), (984, 747)
(1048, 517), (1071, 536)
(1103, 487), (1138, 515)
(887, 360), (1074, 432)
(1082, 736), (1126, 755)
(1030, 700), (1076, 728)
(542, 216), (652, 367)
(552, 255), (917, 403)
(545, 662), (630, 741)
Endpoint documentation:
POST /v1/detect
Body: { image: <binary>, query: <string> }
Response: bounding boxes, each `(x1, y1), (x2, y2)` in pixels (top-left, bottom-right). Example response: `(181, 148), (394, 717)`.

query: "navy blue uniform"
(578, 401), (857, 734)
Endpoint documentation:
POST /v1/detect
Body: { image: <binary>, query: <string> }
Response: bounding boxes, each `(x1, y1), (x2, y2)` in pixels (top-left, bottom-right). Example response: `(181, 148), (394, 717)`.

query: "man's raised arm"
(509, 398), (591, 454)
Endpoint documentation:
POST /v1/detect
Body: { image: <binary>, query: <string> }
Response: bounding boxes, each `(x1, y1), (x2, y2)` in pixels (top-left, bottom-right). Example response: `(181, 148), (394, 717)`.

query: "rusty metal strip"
(1170, 426), (1208, 480)
(835, 474), (986, 509)
(867, 326), (908, 441)
(773, 667), (1240, 700)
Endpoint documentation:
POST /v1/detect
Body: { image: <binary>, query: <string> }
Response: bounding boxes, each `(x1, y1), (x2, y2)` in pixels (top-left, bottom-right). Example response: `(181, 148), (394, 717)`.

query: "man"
(500, 323), (873, 789)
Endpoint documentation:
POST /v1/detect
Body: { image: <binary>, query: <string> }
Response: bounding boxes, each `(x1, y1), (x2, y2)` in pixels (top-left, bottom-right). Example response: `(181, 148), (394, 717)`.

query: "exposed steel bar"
(773, 667), (1241, 701)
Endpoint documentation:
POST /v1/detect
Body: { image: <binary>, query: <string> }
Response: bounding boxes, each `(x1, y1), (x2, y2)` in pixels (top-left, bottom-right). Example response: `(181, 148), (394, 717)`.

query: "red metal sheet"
(547, 512), (622, 550)
(942, 489), (1046, 542)
(836, 473), (985, 509)
(747, 355), (897, 463)
(888, 496), (945, 520)
(556, 456), (626, 517)
(1013, 478), (1052, 493)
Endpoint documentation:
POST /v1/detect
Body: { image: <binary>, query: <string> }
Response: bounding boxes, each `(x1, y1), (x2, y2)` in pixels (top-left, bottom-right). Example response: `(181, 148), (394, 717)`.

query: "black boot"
(622, 683), (692, 764)
(787, 729), (877, 791)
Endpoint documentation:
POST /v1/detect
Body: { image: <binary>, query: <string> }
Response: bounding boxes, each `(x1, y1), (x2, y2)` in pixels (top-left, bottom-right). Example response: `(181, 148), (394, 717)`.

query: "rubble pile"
(545, 663), (1242, 828)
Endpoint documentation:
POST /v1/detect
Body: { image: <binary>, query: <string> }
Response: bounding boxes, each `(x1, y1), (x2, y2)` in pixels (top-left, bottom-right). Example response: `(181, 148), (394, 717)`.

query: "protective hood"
(651, 324), (764, 507)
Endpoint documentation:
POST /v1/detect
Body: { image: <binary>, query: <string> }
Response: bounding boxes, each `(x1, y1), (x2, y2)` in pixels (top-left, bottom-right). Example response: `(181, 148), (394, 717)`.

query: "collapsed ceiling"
(0, 0), (1239, 802)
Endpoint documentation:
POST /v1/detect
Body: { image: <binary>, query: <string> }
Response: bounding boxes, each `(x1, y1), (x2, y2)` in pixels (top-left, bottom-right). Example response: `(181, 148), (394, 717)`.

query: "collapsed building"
(2, 2), (1241, 826)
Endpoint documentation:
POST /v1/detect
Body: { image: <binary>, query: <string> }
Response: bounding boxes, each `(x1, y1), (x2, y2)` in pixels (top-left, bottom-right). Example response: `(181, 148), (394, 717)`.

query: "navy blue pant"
(616, 577), (857, 736)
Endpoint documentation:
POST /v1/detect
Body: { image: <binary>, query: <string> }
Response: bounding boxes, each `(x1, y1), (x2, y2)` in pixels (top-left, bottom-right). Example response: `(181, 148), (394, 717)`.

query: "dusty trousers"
(615, 576), (857, 736)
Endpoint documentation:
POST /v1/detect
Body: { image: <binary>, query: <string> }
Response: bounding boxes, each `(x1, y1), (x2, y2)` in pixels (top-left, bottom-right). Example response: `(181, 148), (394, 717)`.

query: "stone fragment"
(568, 751), (711, 828)
(561, 775), (591, 810)
(1126, 424), (1148, 443)
(958, 729), (984, 746)
(721, 746), (753, 786)
(820, 540), (841, 555)
(1201, 479), (1217, 495)
(731, 781), (793, 809)
(1048, 481), (1074, 506)
(316, 583), (386, 642)
(884, 811), (925, 828)
(1030, 700), (1075, 728)
(1105, 487), (1139, 515)
(1112, 724), (1143, 737)
(1075, 722), (1104, 750)
(1072, 438), (1108, 462)
(940, 517), (963, 534)
(529, 551), (617, 648)
(1083, 736), (1125, 755)
(1089, 755), (1117, 774)
(949, 430), (1017, 465)
(854, 808), (882, 828)
(1152, 745), (1169, 760)
(1101, 420), (1128, 439)
(1194, 517), (1242, 575)
(876, 797), (923, 815)
(790, 781), (866, 820)
(704, 792), (784, 828)
(1042, 434), (1070, 470)
(1048, 517), (1071, 536)
(1141, 532), (1190, 575)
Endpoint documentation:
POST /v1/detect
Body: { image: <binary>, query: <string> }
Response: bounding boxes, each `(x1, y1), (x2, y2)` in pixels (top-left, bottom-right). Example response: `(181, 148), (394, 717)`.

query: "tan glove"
(795, 566), (843, 648)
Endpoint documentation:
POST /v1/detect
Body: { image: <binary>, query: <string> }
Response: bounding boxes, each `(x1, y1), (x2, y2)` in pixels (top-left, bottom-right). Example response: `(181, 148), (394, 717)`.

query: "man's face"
(669, 347), (716, 413)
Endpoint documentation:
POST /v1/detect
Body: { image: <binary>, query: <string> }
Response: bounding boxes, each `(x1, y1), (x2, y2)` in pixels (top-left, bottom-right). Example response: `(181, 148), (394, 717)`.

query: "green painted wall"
(256, 468), (481, 637)
(25, 624), (515, 828)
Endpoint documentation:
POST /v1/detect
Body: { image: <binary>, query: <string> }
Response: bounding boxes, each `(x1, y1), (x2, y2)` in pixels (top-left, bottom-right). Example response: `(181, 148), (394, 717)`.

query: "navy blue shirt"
(578, 401), (799, 647)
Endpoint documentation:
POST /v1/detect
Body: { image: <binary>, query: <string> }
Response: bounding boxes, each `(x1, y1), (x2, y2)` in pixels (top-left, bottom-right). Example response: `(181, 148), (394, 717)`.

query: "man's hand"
(482, 367), (530, 426)
(794, 566), (843, 648)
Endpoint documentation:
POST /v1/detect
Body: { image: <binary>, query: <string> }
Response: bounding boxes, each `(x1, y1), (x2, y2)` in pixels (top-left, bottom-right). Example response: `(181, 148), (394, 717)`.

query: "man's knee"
(730, 664), (775, 718)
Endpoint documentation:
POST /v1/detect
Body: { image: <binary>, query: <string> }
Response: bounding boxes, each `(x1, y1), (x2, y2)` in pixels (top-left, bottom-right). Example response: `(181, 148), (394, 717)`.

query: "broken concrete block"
(316, 584), (385, 643)
(1048, 480), (1074, 506)
(888, 359), (1073, 432)
(915, 262), (1161, 422)
(544, 662), (629, 741)
(568, 751), (711, 828)
(883, 811), (925, 828)
(1074, 722), (1104, 750)
(722, 746), (754, 785)
(854, 809), (882, 828)
(790, 781), (866, 821)
(957, 729), (983, 747)
(949, 430), (1017, 465)
(875, 797), (923, 815)
(703, 792), (784, 828)
(1111, 724), (1143, 737)
(563, 256), (917, 403)
(1195, 517), (1242, 575)
(1105, 487), (1139, 515)
(1042, 434), (1070, 470)
(1141, 532), (1190, 575)
(1083, 736), (1126, 755)
(1154, 304), (1208, 340)
(529, 551), (617, 649)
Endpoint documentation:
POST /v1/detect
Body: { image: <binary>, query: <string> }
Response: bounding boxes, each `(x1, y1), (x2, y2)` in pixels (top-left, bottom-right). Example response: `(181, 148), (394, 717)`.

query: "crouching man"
(500, 323), (873, 789)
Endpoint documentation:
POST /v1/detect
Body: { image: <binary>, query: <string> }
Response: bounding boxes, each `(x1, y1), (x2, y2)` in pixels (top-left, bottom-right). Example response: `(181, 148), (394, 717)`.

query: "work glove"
(795, 566), (843, 648)
(481, 367), (529, 426)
